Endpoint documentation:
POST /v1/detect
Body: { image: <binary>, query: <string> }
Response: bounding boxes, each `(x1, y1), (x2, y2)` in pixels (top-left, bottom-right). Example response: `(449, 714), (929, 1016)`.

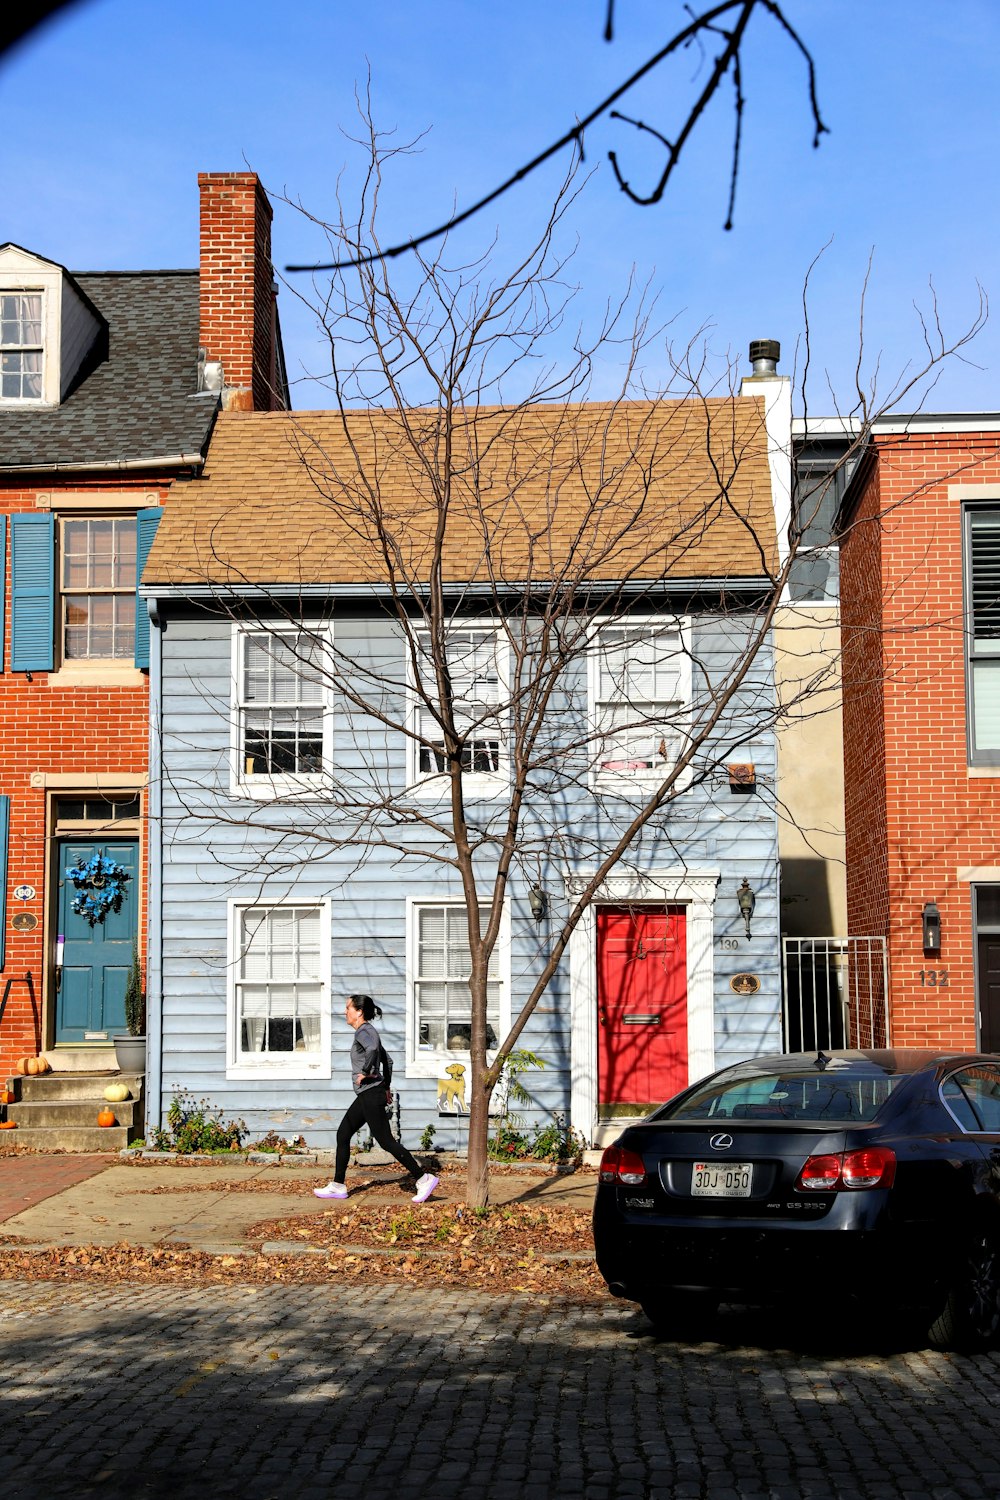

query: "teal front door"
(56, 839), (139, 1043)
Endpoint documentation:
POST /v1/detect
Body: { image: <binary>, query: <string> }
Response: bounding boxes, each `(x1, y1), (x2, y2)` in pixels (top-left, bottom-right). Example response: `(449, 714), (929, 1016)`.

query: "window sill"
(231, 777), (330, 801)
(226, 1060), (331, 1082)
(968, 767), (1000, 778)
(48, 663), (146, 688)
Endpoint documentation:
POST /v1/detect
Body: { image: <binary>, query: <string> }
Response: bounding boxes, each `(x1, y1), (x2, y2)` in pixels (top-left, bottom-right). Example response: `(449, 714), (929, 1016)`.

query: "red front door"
(597, 906), (687, 1113)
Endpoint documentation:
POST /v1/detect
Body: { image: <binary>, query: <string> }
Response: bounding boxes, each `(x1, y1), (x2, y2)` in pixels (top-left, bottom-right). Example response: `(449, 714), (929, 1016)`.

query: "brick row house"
(0, 172), (287, 1136)
(839, 414), (1000, 1050)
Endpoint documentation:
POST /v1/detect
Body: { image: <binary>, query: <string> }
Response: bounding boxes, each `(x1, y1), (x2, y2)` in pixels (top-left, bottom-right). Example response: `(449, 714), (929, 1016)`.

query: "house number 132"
(918, 969), (949, 987)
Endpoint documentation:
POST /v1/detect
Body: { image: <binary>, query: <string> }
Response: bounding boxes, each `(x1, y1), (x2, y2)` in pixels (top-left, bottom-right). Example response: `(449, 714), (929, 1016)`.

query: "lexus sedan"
(593, 1050), (1000, 1349)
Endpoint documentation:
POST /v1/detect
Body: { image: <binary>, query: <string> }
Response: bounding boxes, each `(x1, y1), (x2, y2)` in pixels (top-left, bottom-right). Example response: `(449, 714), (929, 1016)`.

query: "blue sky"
(3, 1), (997, 414)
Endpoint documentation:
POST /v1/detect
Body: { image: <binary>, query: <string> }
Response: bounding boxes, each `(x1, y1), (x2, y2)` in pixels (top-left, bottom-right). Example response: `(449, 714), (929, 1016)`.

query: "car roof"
(715, 1049), (1000, 1078)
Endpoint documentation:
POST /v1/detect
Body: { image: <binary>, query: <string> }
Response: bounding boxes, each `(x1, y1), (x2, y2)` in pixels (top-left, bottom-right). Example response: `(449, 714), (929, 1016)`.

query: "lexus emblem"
(709, 1133), (734, 1151)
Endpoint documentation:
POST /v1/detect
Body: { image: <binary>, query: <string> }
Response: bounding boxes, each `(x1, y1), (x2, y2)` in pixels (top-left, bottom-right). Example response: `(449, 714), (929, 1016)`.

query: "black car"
(593, 1049), (1000, 1349)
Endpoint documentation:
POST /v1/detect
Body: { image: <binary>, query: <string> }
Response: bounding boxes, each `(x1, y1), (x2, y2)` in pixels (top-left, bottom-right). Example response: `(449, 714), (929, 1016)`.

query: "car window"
(664, 1068), (902, 1123)
(941, 1075), (982, 1131)
(948, 1068), (1000, 1132)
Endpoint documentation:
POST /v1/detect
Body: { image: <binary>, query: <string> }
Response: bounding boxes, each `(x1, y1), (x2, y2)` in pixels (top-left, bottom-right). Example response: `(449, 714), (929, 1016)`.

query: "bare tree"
(152, 126), (984, 1208)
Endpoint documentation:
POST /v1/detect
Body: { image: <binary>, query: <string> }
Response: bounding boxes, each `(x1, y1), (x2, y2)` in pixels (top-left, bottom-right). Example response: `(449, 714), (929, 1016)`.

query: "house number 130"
(918, 969), (949, 987)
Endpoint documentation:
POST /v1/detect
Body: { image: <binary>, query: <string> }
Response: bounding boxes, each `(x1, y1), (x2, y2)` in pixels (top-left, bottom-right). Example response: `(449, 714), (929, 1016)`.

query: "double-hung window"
(228, 902), (330, 1078)
(0, 292), (43, 401)
(966, 507), (1000, 764)
(234, 627), (330, 793)
(591, 620), (689, 783)
(410, 627), (506, 790)
(408, 900), (505, 1074)
(60, 516), (137, 660)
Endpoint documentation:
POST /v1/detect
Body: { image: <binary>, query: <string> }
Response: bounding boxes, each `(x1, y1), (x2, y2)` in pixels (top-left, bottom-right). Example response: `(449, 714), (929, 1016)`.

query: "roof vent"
(748, 339), (780, 377)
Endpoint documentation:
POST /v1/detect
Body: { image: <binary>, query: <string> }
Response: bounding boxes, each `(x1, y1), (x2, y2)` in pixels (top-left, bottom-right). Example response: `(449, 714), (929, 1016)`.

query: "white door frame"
(567, 869), (720, 1142)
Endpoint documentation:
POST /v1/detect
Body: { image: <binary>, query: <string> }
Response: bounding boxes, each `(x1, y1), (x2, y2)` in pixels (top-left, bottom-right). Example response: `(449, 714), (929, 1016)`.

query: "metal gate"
(782, 937), (889, 1051)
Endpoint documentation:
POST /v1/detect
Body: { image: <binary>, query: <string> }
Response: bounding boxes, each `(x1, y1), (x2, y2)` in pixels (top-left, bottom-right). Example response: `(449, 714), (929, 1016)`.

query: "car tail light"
(598, 1145), (647, 1185)
(797, 1153), (842, 1191)
(797, 1147), (896, 1192)
(841, 1146), (895, 1189)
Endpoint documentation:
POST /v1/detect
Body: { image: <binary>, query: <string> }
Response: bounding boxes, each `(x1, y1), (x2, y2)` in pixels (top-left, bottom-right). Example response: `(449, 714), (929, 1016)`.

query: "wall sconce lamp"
(737, 878), (756, 941)
(922, 901), (941, 953)
(528, 884), (548, 923)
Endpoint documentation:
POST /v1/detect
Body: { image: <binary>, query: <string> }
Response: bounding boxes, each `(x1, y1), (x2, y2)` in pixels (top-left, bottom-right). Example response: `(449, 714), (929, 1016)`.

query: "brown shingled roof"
(144, 398), (777, 589)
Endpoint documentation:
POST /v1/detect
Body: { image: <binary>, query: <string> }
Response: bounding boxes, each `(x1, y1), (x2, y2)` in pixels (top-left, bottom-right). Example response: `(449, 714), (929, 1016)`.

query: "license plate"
(691, 1161), (753, 1197)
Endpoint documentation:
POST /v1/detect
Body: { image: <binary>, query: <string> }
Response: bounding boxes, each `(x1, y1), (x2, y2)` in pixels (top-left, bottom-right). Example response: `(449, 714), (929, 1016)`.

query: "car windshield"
(663, 1065), (905, 1123)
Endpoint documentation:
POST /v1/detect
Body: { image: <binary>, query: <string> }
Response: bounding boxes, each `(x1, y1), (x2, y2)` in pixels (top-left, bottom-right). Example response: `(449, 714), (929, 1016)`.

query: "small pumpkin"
(97, 1107), (117, 1128)
(104, 1083), (131, 1103)
(0, 1088), (13, 1106)
(0, 1120), (17, 1130)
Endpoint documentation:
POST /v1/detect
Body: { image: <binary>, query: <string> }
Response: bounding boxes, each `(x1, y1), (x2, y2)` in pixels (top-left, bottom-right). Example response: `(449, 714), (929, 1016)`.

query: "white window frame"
(405, 895), (510, 1079)
(226, 898), (332, 1080)
(0, 288), (44, 403)
(406, 624), (509, 798)
(230, 623), (333, 799)
(58, 512), (139, 663)
(587, 615), (692, 790)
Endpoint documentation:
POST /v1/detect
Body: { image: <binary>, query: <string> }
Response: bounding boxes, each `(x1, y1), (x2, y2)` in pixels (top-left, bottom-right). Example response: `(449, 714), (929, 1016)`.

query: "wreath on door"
(66, 851), (132, 926)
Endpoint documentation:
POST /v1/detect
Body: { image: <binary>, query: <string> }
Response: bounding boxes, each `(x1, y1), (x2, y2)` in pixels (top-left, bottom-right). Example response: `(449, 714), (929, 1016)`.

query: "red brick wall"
(198, 172), (283, 412)
(843, 430), (1000, 1047)
(0, 477), (164, 1073)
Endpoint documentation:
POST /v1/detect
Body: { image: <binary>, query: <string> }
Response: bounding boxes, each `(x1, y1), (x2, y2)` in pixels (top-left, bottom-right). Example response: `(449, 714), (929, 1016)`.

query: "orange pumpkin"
(97, 1107), (116, 1128)
(0, 1121), (17, 1130)
(0, 1089), (12, 1105)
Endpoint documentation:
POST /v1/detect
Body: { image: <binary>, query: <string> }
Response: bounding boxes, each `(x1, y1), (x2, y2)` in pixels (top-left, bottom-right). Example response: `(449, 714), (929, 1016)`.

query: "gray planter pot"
(114, 1035), (147, 1073)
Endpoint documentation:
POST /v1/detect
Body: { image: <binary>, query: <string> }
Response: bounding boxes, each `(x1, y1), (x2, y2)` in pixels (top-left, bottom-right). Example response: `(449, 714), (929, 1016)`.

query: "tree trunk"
(466, 1079), (492, 1208)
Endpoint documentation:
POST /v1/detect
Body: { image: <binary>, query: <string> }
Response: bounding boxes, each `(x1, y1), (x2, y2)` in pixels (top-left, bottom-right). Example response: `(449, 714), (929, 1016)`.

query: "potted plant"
(114, 941), (146, 1073)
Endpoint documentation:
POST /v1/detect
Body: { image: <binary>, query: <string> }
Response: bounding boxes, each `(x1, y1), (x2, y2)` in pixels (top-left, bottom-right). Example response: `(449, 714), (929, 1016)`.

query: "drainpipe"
(145, 598), (164, 1135)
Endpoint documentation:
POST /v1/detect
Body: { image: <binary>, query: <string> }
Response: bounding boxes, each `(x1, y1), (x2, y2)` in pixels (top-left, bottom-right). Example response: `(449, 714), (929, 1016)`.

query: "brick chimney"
(198, 172), (286, 412)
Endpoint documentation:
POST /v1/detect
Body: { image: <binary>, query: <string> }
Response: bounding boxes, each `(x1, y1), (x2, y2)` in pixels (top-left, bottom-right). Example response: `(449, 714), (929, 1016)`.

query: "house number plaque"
(13, 884), (35, 902)
(11, 912), (38, 932)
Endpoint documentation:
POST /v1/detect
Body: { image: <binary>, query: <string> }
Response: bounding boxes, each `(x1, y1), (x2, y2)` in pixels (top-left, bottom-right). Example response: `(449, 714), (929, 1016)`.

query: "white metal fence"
(782, 936), (889, 1052)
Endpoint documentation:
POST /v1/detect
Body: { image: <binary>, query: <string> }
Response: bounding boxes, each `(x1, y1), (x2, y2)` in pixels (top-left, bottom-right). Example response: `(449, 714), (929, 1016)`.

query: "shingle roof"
(144, 398), (777, 590)
(0, 271), (218, 471)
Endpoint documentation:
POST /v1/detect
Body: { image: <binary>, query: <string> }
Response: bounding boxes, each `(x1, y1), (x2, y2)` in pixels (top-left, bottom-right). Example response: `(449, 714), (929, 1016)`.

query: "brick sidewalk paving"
(0, 1154), (112, 1222)
(2, 1278), (999, 1499)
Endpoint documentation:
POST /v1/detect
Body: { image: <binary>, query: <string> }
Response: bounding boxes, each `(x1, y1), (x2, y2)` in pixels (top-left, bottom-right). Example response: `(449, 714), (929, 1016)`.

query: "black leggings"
(335, 1087), (424, 1184)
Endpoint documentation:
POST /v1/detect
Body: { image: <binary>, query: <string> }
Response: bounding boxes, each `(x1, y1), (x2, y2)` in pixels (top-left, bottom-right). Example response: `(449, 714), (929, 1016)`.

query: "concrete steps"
(3, 1071), (145, 1151)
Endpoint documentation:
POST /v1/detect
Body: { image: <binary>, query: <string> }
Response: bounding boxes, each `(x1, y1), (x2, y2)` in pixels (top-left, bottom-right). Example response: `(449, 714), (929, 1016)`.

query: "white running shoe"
(412, 1173), (439, 1204)
(313, 1181), (348, 1199)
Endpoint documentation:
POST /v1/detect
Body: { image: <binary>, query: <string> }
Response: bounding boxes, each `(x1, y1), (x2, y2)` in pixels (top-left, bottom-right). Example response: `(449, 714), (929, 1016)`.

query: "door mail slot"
(623, 1014), (660, 1024)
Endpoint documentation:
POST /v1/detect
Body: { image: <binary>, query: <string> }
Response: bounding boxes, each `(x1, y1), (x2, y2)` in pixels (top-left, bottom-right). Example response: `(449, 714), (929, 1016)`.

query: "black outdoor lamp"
(737, 878), (756, 941)
(528, 884), (548, 923)
(922, 901), (942, 954)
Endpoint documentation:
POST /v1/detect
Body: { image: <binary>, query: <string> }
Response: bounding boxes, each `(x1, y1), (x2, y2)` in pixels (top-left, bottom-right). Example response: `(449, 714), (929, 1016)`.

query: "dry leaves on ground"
(250, 1199), (591, 1254)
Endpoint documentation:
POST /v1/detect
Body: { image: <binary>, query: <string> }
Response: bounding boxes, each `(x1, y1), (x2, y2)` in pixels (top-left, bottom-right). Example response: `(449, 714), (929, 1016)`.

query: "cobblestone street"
(2, 1279), (1000, 1500)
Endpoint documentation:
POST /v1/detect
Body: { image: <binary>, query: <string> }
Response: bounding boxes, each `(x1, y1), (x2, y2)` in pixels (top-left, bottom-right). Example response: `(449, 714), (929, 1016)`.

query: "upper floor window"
(591, 621), (690, 784)
(965, 507), (1000, 764)
(410, 627), (506, 791)
(0, 292), (43, 400)
(234, 627), (331, 793)
(60, 516), (137, 660)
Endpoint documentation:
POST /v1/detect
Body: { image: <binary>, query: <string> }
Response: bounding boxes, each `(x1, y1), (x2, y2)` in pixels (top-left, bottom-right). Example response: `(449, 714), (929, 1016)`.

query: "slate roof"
(0, 271), (218, 471)
(144, 398), (777, 591)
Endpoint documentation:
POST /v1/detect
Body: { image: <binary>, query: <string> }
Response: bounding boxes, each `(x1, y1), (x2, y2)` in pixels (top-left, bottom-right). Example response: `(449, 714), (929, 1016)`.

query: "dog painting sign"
(437, 1063), (468, 1115)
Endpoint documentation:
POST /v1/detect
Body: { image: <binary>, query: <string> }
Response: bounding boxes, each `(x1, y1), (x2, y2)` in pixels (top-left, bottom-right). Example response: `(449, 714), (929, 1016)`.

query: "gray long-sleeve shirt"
(351, 1021), (386, 1094)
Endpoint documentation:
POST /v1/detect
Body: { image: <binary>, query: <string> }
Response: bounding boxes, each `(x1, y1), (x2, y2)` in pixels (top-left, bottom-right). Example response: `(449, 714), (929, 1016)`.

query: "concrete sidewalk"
(0, 1154), (598, 1255)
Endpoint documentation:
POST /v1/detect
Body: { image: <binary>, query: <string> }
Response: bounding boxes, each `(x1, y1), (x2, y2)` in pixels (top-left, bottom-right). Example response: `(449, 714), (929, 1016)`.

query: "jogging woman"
(314, 994), (439, 1203)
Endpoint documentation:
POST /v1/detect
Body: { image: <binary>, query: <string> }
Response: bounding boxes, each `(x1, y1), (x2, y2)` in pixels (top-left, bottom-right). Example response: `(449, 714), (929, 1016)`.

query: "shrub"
(151, 1091), (246, 1154)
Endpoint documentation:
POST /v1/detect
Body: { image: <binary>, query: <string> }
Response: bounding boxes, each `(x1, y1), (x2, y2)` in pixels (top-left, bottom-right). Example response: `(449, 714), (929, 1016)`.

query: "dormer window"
(0, 292), (43, 400)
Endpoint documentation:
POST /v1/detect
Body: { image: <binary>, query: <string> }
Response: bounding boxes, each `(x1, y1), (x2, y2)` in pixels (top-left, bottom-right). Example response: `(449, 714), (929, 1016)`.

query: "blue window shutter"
(10, 513), (54, 673)
(0, 796), (8, 970)
(134, 507), (163, 670)
(0, 515), (6, 673)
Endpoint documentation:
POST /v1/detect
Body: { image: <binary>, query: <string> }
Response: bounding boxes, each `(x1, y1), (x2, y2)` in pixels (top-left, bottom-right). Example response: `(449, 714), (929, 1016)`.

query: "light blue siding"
(154, 605), (780, 1144)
